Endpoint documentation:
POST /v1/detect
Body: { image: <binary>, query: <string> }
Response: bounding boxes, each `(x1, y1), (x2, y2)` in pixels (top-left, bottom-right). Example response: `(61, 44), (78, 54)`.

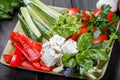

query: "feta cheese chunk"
(41, 48), (60, 67)
(50, 34), (65, 46)
(61, 39), (78, 55)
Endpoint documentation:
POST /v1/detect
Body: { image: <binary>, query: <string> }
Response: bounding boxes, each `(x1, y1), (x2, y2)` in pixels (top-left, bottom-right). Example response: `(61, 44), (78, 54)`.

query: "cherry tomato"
(93, 9), (102, 16)
(81, 22), (87, 28)
(93, 34), (108, 44)
(106, 11), (114, 21)
(93, 9), (114, 21)
(69, 8), (79, 16)
(79, 27), (87, 34)
(67, 34), (79, 41)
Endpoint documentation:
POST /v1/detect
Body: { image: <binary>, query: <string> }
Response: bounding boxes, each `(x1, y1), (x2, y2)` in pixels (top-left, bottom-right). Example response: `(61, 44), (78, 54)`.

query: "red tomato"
(67, 34), (79, 41)
(3, 54), (12, 63)
(93, 34), (108, 44)
(79, 27), (87, 34)
(10, 48), (23, 67)
(93, 9), (102, 16)
(93, 9), (114, 21)
(69, 8), (79, 16)
(106, 11), (114, 21)
(81, 22), (87, 28)
(81, 10), (89, 22)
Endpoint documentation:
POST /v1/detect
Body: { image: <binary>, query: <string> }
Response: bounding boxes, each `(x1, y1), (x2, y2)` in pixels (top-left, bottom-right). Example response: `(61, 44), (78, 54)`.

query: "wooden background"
(0, 0), (120, 80)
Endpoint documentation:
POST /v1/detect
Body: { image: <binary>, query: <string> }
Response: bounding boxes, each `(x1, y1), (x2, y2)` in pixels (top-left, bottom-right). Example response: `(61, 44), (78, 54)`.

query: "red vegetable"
(13, 40), (41, 62)
(20, 60), (36, 70)
(81, 10), (89, 22)
(40, 60), (46, 67)
(10, 48), (23, 67)
(106, 11), (114, 21)
(93, 9), (114, 21)
(10, 32), (42, 51)
(69, 8), (79, 16)
(32, 62), (41, 70)
(93, 34), (109, 44)
(67, 34), (79, 41)
(40, 66), (54, 72)
(3, 54), (12, 63)
(79, 27), (87, 34)
(93, 9), (102, 16)
(81, 22), (87, 28)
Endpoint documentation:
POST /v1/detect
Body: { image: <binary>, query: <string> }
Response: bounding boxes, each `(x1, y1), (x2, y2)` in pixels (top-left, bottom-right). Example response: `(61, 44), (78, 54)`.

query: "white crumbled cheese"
(61, 39), (78, 55)
(41, 35), (79, 67)
(41, 48), (60, 67)
(49, 34), (65, 46)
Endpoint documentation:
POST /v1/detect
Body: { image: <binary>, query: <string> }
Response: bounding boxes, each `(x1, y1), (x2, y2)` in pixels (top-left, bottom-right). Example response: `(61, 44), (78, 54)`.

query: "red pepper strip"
(20, 60), (36, 70)
(39, 60), (46, 67)
(40, 66), (53, 72)
(3, 54), (12, 63)
(31, 62), (41, 70)
(18, 36), (41, 62)
(13, 41), (41, 62)
(10, 32), (42, 51)
(10, 48), (23, 67)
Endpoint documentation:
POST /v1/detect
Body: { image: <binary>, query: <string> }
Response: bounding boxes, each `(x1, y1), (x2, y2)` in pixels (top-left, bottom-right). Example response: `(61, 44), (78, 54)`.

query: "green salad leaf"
(49, 12), (81, 38)
(77, 33), (93, 51)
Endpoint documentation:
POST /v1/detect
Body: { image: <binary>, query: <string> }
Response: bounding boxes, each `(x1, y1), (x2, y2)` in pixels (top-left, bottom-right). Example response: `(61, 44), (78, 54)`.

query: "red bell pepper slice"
(39, 60), (46, 67)
(32, 62), (41, 70)
(3, 54), (12, 63)
(10, 32), (42, 51)
(20, 60), (36, 70)
(40, 66), (53, 72)
(10, 48), (23, 67)
(13, 41), (41, 62)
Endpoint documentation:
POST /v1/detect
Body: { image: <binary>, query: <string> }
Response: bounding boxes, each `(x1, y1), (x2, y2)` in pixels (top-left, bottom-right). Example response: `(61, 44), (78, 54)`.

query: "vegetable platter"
(0, 0), (120, 80)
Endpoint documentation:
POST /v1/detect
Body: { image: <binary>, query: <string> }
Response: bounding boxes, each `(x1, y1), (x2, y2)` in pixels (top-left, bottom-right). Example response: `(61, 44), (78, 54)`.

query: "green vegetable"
(20, 7), (41, 38)
(33, 19), (51, 40)
(77, 33), (93, 51)
(18, 14), (40, 41)
(50, 12), (81, 38)
(28, 2), (56, 27)
(30, 0), (61, 20)
(0, 0), (22, 20)
(61, 53), (76, 67)
(27, 5), (51, 30)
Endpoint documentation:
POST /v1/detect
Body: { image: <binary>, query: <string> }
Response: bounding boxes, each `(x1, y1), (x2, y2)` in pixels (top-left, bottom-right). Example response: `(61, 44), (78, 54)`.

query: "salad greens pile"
(50, 12), (81, 38)
(0, 0), (22, 20)
(60, 5), (119, 78)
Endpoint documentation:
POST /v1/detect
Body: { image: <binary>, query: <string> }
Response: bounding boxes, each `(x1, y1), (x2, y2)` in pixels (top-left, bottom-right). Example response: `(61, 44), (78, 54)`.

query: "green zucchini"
(33, 18), (51, 40)
(18, 14), (40, 42)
